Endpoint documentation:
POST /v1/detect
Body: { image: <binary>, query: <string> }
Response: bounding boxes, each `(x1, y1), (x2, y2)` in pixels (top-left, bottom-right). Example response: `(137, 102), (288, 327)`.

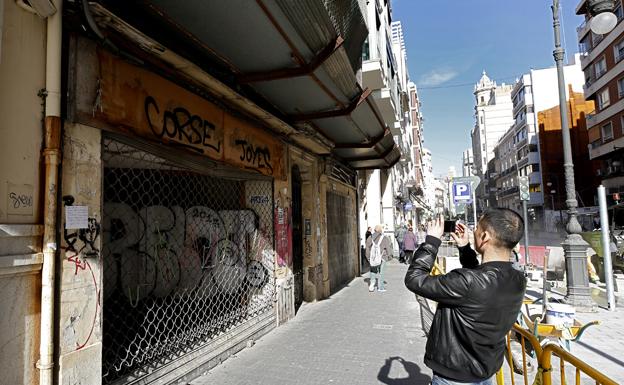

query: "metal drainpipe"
(38, 0), (62, 384)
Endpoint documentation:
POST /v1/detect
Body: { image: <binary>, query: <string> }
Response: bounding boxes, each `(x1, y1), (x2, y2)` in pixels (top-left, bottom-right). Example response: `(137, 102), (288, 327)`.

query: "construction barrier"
(496, 324), (618, 385)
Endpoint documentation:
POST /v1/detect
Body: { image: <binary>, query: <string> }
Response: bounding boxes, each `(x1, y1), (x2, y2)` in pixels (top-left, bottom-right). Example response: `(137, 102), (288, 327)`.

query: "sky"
(392, 0), (585, 177)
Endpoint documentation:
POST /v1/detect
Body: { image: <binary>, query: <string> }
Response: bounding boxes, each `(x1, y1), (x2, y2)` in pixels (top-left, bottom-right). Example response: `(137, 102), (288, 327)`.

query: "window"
(580, 35), (591, 55)
(615, 40), (624, 63)
(527, 105), (534, 113)
(362, 37), (370, 61)
(598, 87), (611, 110)
(595, 57), (607, 78)
(602, 122), (614, 142)
(585, 68), (594, 84)
(619, 78), (624, 98)
(616, 2), (623, 21)
(621, 115), (624, 134)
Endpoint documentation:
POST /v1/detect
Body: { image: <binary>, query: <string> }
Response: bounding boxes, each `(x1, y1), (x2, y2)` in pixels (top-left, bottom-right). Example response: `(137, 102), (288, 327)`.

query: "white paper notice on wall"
(65, 206), (89, 229)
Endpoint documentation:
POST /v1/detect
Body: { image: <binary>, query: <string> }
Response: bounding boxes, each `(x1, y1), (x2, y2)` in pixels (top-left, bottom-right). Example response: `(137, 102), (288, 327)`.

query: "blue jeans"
(432, 374), (493, 385)
(369, 260), (386, 290)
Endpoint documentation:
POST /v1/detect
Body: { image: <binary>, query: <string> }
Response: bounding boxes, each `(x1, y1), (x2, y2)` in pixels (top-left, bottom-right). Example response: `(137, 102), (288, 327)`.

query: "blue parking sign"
(453, 182), (472, 204)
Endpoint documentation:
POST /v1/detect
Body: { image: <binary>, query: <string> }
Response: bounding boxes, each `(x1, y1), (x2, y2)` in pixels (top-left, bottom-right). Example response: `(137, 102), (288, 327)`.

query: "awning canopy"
(92, 0), (399, 169)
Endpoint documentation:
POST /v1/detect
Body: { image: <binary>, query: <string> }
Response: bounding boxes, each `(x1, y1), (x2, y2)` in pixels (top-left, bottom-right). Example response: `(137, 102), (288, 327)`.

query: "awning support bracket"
(288, 87), (372, 122)
(237, 36), (344, 84)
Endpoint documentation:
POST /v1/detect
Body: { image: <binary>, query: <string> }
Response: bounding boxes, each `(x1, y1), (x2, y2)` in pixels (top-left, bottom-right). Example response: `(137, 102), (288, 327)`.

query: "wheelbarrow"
(520, 309), (600, 351)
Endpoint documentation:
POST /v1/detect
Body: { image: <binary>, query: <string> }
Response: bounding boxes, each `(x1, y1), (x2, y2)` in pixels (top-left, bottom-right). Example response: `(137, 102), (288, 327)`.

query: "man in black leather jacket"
(405, 209), (527, 385)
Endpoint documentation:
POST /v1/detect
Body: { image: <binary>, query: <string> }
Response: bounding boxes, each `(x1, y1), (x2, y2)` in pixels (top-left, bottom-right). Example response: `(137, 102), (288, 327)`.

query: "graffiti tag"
(145, 96), (221, 154)
(235, 139), (273, 174)
(8, 192), (33, 209)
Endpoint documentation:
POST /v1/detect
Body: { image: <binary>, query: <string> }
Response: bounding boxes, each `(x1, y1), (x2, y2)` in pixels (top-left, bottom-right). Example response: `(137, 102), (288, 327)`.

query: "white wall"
(0, 1), (46, 224)
(530, 59), (585, 113)
(0, 2), (47, 384)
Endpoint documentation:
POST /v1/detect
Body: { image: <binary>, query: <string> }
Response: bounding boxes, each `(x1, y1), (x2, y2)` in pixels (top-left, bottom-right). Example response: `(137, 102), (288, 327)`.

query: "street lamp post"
(550, 0), (608, 309)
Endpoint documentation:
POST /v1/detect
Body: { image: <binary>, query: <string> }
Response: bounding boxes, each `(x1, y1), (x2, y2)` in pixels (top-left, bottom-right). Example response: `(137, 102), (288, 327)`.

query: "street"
(189, 260), (624, 385)
(191, 261), (432, 385)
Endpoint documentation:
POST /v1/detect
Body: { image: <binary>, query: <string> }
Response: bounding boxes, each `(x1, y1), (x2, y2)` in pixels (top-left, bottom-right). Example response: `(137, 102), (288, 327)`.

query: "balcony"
(391, 121), (401, 136)
(512, 94), (532, 115)
(528, 151), (540, 164)
(518, 151), (540, 167)
(577, 19), (591, 41)
(580, 17), (624, 70)
(500, 186), (519, 197)
(501, 165), (517, 177)
(528, 192), (544, 206)
(589, 135), (624, 159)
(586, 99), (624, 129)
(529, 172), (541, 185)
(362, 59), (385, 90)
(374, 87), (398, 126)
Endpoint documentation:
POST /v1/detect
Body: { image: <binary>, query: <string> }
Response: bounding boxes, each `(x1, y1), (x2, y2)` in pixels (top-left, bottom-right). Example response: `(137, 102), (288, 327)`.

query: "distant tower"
(474, 71), (495, 106)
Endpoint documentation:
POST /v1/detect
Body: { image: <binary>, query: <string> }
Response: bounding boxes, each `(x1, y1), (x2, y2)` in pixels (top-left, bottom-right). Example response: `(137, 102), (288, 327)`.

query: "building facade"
(407, 81), (428, 219)
(490, 61), (585, 227)
(538, 90), (600, 231)
(422, 148), (436, 217)
(577, 0), (624, 196)
(359, 7), (423, 250)
(462, 149), (475, 177)
(471, 72), (514, 212)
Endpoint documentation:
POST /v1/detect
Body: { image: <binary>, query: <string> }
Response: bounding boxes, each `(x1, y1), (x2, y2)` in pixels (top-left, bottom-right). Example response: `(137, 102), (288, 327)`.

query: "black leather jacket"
(405, 236), (526, 382)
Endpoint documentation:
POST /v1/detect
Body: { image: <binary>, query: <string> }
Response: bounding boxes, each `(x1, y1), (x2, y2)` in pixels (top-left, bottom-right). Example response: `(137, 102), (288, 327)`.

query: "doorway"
(291, 165), (304, 311)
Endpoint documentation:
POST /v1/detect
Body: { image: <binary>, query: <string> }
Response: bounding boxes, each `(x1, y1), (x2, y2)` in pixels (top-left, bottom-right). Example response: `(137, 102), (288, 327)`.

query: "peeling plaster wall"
(274, 146), (334, 323)
(57, 123), (103, 384)
(0, 270), (41, 385)
(289, 148), (326, 303)
(0, 2), (46, 384)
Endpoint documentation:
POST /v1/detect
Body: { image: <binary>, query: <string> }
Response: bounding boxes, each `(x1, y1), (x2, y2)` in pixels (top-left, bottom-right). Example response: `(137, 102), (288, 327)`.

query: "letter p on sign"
(453, 182), (471, 204)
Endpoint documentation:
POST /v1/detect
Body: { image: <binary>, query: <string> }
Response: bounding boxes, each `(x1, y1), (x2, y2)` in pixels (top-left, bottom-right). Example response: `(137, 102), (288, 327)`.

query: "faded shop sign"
(92, 50), (285, 179)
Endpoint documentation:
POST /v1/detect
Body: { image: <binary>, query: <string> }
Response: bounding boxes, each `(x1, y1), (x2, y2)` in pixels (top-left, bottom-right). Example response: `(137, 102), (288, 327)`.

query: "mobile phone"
(443, 220), (456, 233)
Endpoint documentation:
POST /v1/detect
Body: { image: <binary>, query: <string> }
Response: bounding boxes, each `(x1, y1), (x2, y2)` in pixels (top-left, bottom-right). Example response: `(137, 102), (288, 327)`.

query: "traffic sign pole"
(523, 200), (530, 266)
(472, 188), (477, 228)
(518, 175), (531, 266)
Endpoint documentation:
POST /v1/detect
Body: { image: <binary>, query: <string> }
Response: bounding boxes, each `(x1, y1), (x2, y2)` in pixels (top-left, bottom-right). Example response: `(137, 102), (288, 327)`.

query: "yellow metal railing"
(540, 342), (618, 385)
(496, 324), (618, 385)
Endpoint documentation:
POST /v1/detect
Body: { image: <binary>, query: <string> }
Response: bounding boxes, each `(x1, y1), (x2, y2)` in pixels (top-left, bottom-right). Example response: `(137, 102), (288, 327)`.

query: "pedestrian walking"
(365, 226), (372, 241)
(416, 224), (427, 245)
(395, 224), (407, 263)
(402, 224), (418, 265)
(405, 209), (527, 385)
(366, 224), (393, 292)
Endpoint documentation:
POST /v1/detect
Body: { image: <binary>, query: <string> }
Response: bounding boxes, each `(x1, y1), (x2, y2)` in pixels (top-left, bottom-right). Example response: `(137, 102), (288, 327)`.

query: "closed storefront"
(327, 191), (354, 292)
(325, 178), (358, 294)
(101, 137), (276, 383)
(67, 38), (286, 384)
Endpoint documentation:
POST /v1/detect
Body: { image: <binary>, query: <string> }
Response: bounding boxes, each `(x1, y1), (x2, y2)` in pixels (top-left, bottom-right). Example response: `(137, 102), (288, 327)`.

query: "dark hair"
(479, 208), (524, 249)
